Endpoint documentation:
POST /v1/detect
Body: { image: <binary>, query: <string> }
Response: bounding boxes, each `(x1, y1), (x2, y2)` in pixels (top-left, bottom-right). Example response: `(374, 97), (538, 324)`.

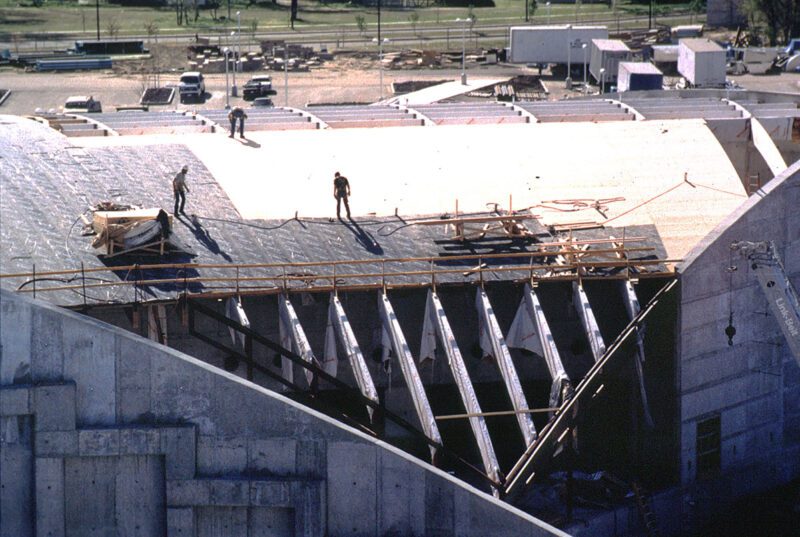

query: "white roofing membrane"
(74, 118), (748, 260)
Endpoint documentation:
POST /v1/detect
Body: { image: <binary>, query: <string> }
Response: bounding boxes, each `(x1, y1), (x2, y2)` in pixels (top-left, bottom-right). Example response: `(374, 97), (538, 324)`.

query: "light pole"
(230, 31), (238, 97)
(582, 43), (588, 92)
(223, 47), (231, 109)
(546, 1), (552, 24)
(456, 17), (471, 85)
(565, 25), (572, 88)
(599, 67), (606, 94)
(236, 11), (241, 74)
(373, 37), (389, 101)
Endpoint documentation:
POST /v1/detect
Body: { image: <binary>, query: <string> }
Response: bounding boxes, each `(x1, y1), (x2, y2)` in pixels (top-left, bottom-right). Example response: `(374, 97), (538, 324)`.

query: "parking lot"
(0, 59), (797, 117)
(0, 58), (535, 116)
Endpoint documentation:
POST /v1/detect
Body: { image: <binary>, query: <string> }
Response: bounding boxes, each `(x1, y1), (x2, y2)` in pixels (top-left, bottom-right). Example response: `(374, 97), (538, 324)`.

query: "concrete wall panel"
(249, 507), (295, 537)
(31, 307), (65, 382)
(117, 342), (152, 423)
(0, 415), (34, 537)
(679, 160), (800, 491)
(62, 316), (116, 425)
(150, 353), (215, 434)
(326, 442), (377, 536)
(376, 447), (426, 537)
(197, 506), (248, 537)
(424, 471), (454, 536)
(1, 296), (31, 384)
(115, 455), (166, 537)
(64, 456), (116, 537)
(197, 436), (248, 477)
(35, 457), (65, 537)
(248, 438), (297, 476)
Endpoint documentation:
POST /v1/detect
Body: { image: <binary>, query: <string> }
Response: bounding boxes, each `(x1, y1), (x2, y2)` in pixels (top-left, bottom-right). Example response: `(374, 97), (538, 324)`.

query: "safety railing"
(1, 238), (678, 304)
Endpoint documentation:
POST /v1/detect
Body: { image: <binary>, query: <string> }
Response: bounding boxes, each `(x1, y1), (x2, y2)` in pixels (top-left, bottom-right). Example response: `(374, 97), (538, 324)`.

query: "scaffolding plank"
(476, 288), (537, 447)
(325, 294), (380, 420)
(278, 294), (317, 387)
(420, 290), (501, 489)
(573, 282), (606, 362)
(379, 292), (442, 458)
(508, 284), (571, 407)
(621, 281), (655, 428)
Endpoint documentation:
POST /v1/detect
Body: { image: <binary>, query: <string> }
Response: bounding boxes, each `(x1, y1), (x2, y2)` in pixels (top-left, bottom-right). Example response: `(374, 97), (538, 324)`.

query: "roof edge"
(678, 158), (800, 273)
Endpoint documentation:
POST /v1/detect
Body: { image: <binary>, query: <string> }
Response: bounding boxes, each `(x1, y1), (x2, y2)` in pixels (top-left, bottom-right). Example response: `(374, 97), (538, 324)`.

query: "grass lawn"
(0, 0), (699, 39)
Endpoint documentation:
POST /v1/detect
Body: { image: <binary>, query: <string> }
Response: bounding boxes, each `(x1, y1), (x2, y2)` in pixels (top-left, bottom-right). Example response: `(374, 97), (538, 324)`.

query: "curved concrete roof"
(72, 118), (747, 259)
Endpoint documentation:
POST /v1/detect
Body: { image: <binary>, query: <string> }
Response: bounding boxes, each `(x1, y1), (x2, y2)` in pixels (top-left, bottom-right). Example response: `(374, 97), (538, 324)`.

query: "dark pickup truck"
(242, 75), (274, 101)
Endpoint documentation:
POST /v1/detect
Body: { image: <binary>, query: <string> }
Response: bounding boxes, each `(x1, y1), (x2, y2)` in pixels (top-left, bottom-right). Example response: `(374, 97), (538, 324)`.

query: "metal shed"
(678, 38), (726, 87)
(589, 39), (631, 84)
(617, 62), (664, 92)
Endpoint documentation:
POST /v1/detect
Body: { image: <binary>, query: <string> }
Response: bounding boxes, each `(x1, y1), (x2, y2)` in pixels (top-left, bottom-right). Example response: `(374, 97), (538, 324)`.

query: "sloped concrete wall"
(677, 160), (800, 523)
(0, 289), (568, 537)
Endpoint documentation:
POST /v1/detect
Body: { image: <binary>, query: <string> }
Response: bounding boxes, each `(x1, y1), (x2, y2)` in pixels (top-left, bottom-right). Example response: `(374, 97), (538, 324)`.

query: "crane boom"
(731, 241), (800, 367)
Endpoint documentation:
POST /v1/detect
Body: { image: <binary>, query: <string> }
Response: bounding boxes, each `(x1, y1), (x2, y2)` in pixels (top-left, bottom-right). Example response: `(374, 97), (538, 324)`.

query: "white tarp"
(507, 284), (571, 407)
(621, 281), (654, 428)
(379, 293), (442, 457)
(573, 282), (606, 362)
(325, 294), (380, 420)
(278, 294), (317, 387)
(225, 296), (249, 349)
(475, 289), (537, 447)
(420, 290), (501, 488)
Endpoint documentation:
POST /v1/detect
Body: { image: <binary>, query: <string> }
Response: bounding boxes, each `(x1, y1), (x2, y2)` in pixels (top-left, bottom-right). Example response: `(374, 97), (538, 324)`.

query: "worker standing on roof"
(333, 171), (351, 220)
(173, 165), (190, 216)
(228, 106), (247, 138)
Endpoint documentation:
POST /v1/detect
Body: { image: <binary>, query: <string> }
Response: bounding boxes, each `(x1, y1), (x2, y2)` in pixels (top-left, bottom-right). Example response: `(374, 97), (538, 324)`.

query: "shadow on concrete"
(235, 137), (260, 148)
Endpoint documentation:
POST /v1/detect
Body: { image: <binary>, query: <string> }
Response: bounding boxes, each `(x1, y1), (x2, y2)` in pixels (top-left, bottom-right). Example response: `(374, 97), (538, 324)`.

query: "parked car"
(178, 71), (205, 102)
(243, 75), (274, 101)
(251, 97), (274, 108)
(63, 95), (102, 113)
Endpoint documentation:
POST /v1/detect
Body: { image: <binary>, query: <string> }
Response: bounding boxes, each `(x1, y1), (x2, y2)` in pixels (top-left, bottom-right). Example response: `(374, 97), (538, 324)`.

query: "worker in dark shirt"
(173, 165), (190, 216)
(333, 171), (351, 220)
(228, 106), (247, 138)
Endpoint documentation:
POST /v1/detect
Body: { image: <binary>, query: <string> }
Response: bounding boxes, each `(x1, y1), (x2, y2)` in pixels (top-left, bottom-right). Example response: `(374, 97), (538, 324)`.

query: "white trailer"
(589, 39), (631, 83)
(508, 25), (608, 65)
(678, 38), (726, 87)
(617, 62), (663, 92)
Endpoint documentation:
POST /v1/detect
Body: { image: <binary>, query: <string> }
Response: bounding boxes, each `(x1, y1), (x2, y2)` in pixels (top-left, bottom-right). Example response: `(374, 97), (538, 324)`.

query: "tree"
(409, 12), (420, 36)
(355, 15), (367, 36)
(106, 18), (120, 40)
(688, 0), (703, 24)
(529, 0), (538, 19)
(743, 0), (800, 45)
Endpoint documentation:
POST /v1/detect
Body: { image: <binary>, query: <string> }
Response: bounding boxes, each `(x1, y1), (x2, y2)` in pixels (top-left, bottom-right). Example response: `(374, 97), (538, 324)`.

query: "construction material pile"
(87, 202), (186, 257)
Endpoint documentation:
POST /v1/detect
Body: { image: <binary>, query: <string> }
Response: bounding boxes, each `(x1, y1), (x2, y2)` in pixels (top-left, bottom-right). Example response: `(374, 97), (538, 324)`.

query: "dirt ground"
(0, 46), (798, 116)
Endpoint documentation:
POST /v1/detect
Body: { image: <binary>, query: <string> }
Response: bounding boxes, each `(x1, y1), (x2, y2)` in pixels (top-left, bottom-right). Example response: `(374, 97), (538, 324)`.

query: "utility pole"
(95, 0), (100, 40)
(377, 0), (382, 43)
